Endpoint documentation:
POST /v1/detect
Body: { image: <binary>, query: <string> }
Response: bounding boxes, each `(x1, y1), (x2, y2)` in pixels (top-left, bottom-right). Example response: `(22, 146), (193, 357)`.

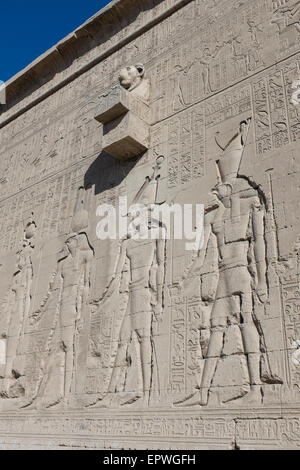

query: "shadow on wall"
(84, 149), (140, 196)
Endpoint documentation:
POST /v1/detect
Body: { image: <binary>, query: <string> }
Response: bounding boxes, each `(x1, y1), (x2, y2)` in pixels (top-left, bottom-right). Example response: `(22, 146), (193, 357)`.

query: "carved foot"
(174, 388), (209, 407)
(19, 398), (36, 410)
(228, 385), (262, 406)
(20, 397), (44, 410)
(174, 391), (199, 407)
(88, 394), (113, 408)
(119, 391), (144, 407)
(67, 396), (89, 409)
(35, 397), (65, 410)
(173, 389), (204, 407)
(42, 397), (66, 410)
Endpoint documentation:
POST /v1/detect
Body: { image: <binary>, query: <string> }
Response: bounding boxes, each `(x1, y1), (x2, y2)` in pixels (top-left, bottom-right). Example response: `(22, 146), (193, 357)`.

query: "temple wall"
(0, 0), (300, 449)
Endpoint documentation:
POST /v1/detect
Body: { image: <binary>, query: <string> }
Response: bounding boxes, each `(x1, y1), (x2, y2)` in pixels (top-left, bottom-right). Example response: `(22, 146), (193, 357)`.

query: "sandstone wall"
(0, 0), (300, 449)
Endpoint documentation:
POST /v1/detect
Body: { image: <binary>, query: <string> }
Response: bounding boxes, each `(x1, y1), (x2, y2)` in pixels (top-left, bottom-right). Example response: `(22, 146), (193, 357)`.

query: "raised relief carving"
(272, 1), (300, 34)
(95, 64), (150, 160)
(229, 23), (264, 79)
(175, 120), (282, 407)
(0, 215), (36, 400)
(90, 157), (166, 408)
(25, 188), (94, 409)
(271, 0), (300, 54)
(200, 42), (228, 96)
(119, 64), (150, 103)
(163, 104), (205, 188)
(2, 0), (300, 450)
(277, 239), (300, 388)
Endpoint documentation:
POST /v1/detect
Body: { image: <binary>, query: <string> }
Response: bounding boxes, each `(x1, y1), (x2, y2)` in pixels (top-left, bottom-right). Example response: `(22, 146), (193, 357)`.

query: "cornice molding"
(0, 0), (194, 128)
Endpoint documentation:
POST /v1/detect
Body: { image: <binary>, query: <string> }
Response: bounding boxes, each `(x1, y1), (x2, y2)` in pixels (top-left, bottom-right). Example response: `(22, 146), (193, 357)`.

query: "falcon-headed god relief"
(176, 119), (282, 407)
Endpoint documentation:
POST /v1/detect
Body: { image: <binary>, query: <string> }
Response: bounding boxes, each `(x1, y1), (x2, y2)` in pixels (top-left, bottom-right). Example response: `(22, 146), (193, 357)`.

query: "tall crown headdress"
(216, 118), (251, 183)
(71, 186), (89, 233)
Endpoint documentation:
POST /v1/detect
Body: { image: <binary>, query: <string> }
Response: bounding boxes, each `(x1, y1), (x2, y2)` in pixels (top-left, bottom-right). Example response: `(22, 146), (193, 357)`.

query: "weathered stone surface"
(102, 112), (150, 159)
(0, 0), (300, 450)
(96, 67), (151, 159)
(95, 84), (150, 125)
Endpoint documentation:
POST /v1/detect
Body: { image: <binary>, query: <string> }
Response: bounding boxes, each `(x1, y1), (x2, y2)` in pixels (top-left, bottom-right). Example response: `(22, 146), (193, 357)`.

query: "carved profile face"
(118, 64), (145, 91)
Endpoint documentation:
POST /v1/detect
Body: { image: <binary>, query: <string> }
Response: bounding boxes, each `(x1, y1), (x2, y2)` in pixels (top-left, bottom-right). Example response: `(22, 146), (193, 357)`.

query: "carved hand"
(76, 318), (84, 332)
(29, 310), (42, 325)
(93, 275), (120, 304)
(256, 283), (268, 303)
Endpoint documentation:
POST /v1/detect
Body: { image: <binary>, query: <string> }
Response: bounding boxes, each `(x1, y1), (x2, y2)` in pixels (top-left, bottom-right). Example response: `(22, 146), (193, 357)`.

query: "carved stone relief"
(0, 215), (36, 400)
(175, 120), (282, 407)
(24, 188), (94, 410)
(87, 157), (166, 408)
(0, 0), (300, 449)
(95, 64), (150, 160)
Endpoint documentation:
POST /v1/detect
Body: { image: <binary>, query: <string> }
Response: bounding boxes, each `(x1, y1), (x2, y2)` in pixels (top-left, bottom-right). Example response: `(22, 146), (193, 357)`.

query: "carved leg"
(200, 328), (210, 358)
(109, 342), (129, 394)
(241, 321), (261, 386)
(202, 70), (212, 94)
(2, 295), (24, 397)
(90, 344), (129, 408)
(2, 339), (19, 398)
(1, 355), (14, 397)
(174, 325), (225, 407)
(199, 325), (225, 406)
(174, 298), (227, 407)
(240, 292), (261, 381)
(118, 309), (153, 407)
(139, 330), (152, 405)
(197, 295), (230, 406)
(64, 349), (73, 400)
(61, 324), (76, 402)
(237, 293), (262, 404)
(110, 312), (131, 394)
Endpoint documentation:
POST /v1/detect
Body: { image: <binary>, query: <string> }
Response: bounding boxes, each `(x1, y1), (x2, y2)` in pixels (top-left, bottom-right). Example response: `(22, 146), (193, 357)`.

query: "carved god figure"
(177, 120), (282, 407)
(91, 157), (166, 408)
(0, 215), (36, 399)
(25, 189), (94, 409)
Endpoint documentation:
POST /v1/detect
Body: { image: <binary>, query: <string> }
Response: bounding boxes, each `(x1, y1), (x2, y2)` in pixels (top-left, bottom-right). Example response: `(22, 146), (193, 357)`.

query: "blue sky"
(1, 1), (112, 82)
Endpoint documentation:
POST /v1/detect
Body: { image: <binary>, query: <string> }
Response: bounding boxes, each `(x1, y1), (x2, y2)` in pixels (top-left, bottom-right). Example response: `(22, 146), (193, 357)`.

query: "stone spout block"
(95, 84), (150, 160)
(95, 85), (151, 125)
(102, 112), (150, 160)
